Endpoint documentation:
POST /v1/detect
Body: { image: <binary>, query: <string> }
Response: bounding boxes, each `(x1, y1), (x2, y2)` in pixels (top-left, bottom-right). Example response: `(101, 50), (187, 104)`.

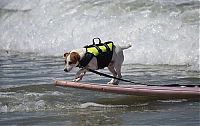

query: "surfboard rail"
(54, 80), (200, 98)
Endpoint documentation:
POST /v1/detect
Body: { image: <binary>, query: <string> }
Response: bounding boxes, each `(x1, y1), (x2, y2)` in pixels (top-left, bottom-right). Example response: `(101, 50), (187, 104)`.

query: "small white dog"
(64, 39), (131, 85)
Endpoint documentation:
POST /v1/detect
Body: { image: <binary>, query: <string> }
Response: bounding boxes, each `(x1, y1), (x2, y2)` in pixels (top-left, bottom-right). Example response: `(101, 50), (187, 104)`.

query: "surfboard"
(54, 80), (200, 98)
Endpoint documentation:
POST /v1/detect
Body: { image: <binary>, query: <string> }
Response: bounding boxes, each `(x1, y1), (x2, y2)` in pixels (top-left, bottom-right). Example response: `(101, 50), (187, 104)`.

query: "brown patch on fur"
(64, 52), (70, 57)
(70, 52), (80, 64)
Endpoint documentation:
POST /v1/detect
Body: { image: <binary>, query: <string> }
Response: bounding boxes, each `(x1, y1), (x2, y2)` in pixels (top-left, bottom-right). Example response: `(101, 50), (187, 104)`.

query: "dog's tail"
(120, 44), (132, 50)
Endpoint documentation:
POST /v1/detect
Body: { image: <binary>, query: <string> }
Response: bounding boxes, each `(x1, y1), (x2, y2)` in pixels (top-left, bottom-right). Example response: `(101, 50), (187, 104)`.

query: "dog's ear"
(70, 52), (80, 63)
(64, 52), (69, 57)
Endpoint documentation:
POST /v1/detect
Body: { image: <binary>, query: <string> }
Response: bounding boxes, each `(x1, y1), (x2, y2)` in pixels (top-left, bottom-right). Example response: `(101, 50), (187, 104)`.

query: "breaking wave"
(0, 0), (199, 70)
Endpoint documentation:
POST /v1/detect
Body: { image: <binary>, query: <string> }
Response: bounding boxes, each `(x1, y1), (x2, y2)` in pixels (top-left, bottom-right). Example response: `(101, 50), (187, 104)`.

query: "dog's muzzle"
(64, 68), (68, 72)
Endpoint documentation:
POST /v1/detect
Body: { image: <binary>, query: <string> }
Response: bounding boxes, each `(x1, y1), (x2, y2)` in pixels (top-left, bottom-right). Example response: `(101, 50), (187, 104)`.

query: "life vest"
(78, 38), (114, 69)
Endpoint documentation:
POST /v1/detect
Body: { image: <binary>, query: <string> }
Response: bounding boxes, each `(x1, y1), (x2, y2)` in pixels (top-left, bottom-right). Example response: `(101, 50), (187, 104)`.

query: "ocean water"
(0, 0), (199, 125)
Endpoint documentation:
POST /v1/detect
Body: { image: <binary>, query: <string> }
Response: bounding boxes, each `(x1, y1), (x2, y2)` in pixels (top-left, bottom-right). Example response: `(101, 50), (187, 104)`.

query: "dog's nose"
(64, 69), (68, 72)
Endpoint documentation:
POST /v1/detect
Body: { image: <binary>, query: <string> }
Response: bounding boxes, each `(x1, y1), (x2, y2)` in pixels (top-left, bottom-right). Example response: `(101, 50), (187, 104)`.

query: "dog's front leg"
(73, 68), (86, 82)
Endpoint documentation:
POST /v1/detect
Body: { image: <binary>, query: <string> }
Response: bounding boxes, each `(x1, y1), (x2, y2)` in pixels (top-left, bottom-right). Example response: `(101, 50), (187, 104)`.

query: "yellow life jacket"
(78, 38), (114, 69)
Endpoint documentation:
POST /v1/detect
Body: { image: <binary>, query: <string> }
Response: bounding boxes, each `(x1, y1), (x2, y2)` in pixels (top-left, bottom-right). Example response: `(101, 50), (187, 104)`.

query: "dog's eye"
(64, 60), (67, 64)
(68, 61), (73, 65)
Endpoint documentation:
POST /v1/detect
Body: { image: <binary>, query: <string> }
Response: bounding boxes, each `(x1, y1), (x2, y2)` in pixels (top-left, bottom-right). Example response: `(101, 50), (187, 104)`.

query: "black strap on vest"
(78, 38), (113, 69)
(94, 45), (102, 54)
(103, 42), (111, 52)
(78, 53), (94, 68)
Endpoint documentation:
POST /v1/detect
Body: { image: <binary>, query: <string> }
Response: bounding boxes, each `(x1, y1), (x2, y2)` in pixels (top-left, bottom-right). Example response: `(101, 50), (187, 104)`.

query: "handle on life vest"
(93, 38), (101, 45)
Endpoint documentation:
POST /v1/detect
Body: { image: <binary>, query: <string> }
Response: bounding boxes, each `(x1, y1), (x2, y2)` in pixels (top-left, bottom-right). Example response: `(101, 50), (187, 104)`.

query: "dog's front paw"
(72, 77), (81, 82)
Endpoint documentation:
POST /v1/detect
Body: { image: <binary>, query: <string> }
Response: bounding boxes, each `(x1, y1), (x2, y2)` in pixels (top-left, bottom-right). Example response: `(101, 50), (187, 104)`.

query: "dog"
(63, 39), (131, 85)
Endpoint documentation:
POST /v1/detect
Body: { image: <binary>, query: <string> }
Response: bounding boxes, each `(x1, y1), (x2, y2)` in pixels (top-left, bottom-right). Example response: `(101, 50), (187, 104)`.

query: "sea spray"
(0, 0), (199, 70)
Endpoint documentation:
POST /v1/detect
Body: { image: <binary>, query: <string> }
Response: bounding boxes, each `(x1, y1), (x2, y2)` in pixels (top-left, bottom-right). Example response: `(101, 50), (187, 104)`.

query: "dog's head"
(63, 52), (80, 72)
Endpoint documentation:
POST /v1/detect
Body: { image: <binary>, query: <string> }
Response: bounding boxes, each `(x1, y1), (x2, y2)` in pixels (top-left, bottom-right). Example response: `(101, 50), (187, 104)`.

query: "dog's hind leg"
(107, 65), (118, 85)
(114, 64), (122, 85)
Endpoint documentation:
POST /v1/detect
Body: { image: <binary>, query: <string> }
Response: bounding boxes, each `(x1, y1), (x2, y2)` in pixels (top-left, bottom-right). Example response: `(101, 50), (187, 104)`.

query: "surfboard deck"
(54, 80), (200, 98)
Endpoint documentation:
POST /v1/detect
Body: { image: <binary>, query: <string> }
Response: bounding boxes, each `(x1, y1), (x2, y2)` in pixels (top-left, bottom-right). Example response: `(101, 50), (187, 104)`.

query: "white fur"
(64, 44), (131, 85)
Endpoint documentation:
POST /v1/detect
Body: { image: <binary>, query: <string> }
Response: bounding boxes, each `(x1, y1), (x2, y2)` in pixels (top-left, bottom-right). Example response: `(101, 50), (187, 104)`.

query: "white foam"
(158, 99), (188, 103)
(0, 0), (199, 70)
(35, 100), (46, 110)
(1, 100), (47, 113)
(51, 91), (65, 96)
(80, 102), (105, 108)
(80, 102), (128, 109)
(0, 105), (8, 113)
